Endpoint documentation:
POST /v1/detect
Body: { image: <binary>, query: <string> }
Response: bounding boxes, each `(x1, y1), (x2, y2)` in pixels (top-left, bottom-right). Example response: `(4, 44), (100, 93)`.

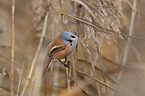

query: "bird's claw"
(64, 61), (70, 68)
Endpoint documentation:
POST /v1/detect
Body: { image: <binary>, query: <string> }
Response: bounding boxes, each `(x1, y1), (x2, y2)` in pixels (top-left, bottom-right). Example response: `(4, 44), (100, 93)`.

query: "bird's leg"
(58, 59), (70, 68)
(65, 58), (70, 67)
(58, 58), (70, 78)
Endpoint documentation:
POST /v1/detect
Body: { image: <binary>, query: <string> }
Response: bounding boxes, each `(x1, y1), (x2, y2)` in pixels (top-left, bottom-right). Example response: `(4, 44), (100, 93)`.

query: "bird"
(43, 32), (78, 76)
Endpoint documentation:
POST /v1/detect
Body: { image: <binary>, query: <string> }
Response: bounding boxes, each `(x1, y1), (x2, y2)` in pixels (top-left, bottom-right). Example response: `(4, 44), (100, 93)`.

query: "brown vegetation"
(0, 0), (145, 96)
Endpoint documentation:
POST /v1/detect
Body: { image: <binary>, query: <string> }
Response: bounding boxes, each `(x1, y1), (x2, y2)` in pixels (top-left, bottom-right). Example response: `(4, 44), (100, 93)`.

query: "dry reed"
(1, 0), (145, 96)
(11, 0), (15, 95)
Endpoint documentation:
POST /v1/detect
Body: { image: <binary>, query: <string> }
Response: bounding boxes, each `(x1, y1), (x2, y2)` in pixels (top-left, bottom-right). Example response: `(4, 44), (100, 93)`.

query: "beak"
(72, 38), (75, 41)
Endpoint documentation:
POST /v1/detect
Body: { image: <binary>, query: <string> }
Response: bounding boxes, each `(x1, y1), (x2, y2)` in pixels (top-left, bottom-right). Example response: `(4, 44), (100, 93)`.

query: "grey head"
(61, 32), (78, 47)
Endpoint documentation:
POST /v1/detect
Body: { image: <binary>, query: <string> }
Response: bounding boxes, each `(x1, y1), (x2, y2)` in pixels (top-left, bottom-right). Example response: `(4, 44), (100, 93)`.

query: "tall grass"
(0, 0), (145, 96)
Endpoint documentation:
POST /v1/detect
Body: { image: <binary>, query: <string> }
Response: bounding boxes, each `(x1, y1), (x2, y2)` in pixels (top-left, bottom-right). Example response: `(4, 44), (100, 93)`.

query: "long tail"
(43, 57), (52, 77)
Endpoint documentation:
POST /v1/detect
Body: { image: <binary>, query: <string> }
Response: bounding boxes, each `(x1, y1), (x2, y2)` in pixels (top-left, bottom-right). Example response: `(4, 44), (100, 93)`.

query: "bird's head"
(61, 32), (78, 47)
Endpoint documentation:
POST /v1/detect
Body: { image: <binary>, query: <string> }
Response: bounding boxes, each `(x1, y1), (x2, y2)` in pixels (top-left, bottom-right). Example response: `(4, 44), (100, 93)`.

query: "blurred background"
(0, 0), (145, 96)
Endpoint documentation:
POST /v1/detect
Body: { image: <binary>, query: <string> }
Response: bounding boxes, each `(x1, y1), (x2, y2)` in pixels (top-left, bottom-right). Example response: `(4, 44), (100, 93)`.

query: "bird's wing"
(47, 45), (66, 56)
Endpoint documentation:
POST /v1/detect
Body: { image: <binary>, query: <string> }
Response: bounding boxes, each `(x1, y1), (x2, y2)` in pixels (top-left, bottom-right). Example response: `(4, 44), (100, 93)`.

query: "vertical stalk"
(59, 0), (71, 95)
(20, 12), (48, 96)
(98, 49), (108, 96)
(59, 0), (64, 32)
(11, 0), (15, 95)
(112, 0), (137, 95)
(118, 0), (137, 84)
(66, 67), (71, 96)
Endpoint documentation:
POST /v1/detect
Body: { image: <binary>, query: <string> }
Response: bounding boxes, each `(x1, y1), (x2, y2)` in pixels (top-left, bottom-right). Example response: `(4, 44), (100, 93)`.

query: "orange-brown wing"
(47, 45), (66, 56)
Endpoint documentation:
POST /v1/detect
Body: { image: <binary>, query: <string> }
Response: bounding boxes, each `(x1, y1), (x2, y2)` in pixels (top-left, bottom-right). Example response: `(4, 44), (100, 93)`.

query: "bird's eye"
(71, 35), (76, 38)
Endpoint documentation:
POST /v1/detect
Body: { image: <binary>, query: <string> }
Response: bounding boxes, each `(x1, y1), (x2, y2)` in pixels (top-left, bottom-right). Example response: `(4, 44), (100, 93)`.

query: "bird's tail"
(43, 57), (52, 77)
